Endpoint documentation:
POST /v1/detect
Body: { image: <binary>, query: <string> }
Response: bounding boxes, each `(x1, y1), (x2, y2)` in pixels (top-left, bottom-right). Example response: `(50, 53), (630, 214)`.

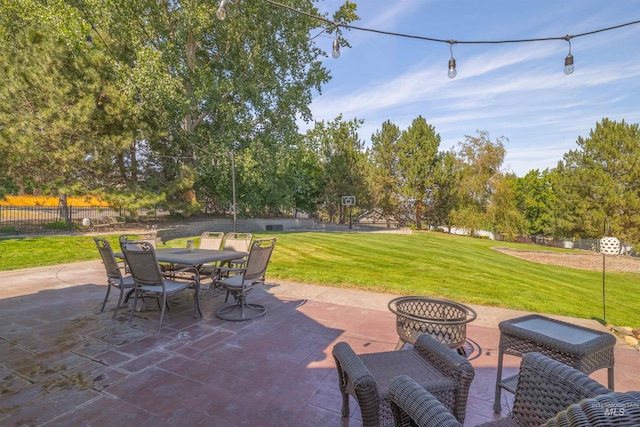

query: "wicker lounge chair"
(388, 375), (463, 427)
(386, 352), (612, 427)
(332, 333), (475, 427)
(94, 237), (135, 319)
(542, 391), (640, 426)
(480, 351), (611, 426)
(388, 371), (637, 427)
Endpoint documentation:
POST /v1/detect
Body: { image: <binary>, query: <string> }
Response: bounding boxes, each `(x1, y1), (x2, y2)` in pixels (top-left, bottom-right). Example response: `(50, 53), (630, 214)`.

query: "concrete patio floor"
(1, 261), (639, 426)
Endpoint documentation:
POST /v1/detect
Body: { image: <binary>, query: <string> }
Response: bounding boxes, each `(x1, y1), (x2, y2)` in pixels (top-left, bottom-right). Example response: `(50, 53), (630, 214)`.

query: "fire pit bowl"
(388, 296), (477, 355)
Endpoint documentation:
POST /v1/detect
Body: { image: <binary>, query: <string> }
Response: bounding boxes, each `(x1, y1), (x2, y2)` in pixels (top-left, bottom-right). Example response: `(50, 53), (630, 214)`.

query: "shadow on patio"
(1, 261), (639, 426)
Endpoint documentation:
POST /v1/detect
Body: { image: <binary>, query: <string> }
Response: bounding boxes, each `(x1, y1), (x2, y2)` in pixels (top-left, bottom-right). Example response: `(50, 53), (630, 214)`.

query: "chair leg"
(341, 391), (350, 417)
(157, 294), (167, 333)
(112, 288), (125, 319)
(394, 339), (406, 351)
(100, 283), (112, 312)
(129, 292), (139, 324)
(193, 287), (201, 318)
(123, 288), (135, 303)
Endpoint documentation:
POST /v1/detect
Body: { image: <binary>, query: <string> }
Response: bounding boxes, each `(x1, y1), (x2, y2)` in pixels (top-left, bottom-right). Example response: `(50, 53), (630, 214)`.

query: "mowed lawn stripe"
(1, 231), (637, 326)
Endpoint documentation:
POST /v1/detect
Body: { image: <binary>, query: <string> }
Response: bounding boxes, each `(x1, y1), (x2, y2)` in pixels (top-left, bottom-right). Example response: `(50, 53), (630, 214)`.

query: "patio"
(1, 261), (639, 426)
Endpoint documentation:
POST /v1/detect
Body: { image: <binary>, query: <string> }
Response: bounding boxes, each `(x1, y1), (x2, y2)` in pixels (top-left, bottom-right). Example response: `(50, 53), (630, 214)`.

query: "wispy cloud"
(304, 1), (640, 175)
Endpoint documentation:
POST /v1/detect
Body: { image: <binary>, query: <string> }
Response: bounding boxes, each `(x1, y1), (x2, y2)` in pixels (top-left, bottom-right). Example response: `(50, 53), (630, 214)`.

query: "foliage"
(515, 169), (556, 236)
(553, 119), (640, 242)
(304, 115), (368, 223)
(368, 120), (401, 218)
(0, 0), (360, 217)
(450, 130), (506, 234)
(44, 220), (79, 230)
(397, 116), (441, 229)
(426, 150), (460, 229)
(489, 173), (526, 239)
(0, 195), (109, 207)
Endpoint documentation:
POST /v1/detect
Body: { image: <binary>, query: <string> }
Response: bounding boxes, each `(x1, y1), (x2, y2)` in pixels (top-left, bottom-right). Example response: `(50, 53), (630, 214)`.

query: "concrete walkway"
(1, 261), (638, 426)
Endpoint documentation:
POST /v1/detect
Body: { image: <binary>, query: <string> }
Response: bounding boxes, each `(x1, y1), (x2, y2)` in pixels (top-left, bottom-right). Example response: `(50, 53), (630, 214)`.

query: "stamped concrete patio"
(1, 261), (639, 426)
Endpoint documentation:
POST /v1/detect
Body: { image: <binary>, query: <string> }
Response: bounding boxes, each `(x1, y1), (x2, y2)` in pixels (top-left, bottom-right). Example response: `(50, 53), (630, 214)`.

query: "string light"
(85, 34), (93, 48)
(332, 38), (340, 59)
(255, 0), (640, 76)
(564, 36), (574, 75)
(217, 0), (229, 20)
(332, 35), (340, 59)
(447, 42), (457, 78)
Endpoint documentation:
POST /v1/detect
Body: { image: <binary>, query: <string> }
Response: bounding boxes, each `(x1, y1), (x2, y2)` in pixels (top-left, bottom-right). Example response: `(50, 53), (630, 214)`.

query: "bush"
(44, 221), (78, 230)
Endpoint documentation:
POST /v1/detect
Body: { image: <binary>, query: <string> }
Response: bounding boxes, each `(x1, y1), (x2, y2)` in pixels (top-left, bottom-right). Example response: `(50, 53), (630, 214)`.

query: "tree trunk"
(415, 199), (423, 229)
(58, 193), (70, 224)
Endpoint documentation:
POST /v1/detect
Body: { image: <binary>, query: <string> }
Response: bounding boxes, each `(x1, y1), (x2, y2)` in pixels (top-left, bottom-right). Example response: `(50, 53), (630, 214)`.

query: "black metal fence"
(0, 205), (152, 235)
(503, 234), (636, 256)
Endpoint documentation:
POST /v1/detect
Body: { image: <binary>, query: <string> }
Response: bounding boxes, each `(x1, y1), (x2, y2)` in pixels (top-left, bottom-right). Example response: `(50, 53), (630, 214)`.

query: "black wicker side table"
(493, 314), (616, 413)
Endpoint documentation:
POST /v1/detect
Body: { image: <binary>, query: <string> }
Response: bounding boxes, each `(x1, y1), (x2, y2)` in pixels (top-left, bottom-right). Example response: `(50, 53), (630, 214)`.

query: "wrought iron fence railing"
(0, 205), (157, 235)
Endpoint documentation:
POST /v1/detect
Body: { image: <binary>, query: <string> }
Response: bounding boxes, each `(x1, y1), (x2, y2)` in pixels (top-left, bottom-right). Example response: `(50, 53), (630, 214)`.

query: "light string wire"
(262, 0), (640, 46)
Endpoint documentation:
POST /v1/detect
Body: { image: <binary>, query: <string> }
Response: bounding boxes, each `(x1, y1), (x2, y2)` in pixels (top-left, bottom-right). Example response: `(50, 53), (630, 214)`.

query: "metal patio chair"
(121, 240), (201, 332)
(94, 237), (135, 319)
(221, 232), (252, 268)
(214, 237), (275, 321)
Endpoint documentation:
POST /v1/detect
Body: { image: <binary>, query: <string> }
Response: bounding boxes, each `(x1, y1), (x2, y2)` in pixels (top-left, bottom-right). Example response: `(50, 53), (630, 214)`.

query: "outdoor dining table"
(154, 248), (248, 268)
(114, 248), (248, 273)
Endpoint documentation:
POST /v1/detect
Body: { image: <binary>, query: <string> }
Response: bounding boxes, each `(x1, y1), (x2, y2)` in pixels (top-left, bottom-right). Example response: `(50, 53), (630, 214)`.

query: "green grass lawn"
(1, 231), (638, 327)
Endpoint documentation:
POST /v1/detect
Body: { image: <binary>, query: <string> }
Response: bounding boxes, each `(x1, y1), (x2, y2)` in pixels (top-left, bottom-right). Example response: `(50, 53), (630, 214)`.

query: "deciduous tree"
(450, 130), (506, 235)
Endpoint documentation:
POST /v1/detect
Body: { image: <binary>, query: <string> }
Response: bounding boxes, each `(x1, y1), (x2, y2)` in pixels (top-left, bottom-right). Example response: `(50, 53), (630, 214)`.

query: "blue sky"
(300, 1), (640, 176)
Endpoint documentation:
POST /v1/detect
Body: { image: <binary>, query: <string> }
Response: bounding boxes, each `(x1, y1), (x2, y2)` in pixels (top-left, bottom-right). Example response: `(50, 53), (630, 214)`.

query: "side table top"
(499, 314), (616, 355)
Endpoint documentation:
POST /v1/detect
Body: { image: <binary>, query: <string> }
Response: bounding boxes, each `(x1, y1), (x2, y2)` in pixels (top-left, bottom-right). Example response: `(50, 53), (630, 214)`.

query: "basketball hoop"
(341, 195), (356, 206)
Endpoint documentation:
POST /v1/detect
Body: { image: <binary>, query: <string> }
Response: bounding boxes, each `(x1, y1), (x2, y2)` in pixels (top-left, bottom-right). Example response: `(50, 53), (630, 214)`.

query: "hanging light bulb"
(563, 37), (574, 75)
(564, 53), (574, 75)
(332, 38), (340, 59)
(447, 42), (457, 78)
(216, 0), (228, 20)
(448, 58), (457, 78)
(85, 34), (93, 48)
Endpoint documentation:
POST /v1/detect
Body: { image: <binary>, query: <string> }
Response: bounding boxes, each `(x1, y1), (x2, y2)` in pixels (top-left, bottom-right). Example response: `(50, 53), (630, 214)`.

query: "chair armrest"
(389, 375), (462, 427)
(413, 334), (475, 423)
(332, 342), (380, 425)
(414, 334), (475, 383)
(164, 266), (200, 283)
(487, 352), (612, 426)
(216, 266), (245, 275)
